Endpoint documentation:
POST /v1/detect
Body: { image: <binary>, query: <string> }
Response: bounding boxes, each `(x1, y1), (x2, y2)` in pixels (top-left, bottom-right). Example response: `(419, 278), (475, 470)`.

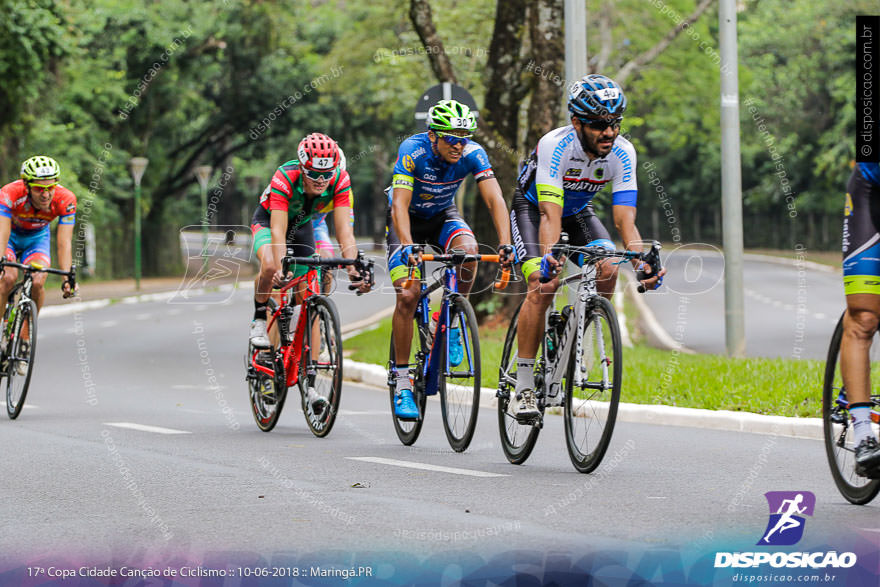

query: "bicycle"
(246, 251), (373, 436)
(388, 248), (510, 452)
(0, 259), (76, 419)
(496, 237), (661, 472)
(822, 311), (880, 504)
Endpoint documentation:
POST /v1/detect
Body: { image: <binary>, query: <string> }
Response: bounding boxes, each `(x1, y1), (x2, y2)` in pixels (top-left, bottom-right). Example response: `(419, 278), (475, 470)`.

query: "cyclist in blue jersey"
(508, 74), (664, 420)
(841, 161), (880, 476)
(387, 99), (513, 420)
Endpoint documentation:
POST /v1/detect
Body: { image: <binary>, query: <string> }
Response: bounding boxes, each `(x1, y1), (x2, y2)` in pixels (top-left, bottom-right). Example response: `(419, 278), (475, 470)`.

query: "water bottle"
(428, 311), (439, 344)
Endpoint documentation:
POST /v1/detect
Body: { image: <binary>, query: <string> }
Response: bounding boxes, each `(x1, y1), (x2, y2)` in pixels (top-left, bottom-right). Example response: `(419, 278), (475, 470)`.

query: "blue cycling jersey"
(389, 133), (494, 218)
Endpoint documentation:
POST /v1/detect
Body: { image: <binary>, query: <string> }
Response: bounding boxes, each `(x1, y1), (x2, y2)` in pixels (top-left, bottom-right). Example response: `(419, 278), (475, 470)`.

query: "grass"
(345, 314), (826, 418)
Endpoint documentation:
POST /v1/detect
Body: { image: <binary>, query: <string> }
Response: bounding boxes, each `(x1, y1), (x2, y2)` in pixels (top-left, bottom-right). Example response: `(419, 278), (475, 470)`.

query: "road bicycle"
(0, 260), (76, 419)
(388, 248), (510, 452)
(246, 251), (373, 436)
(822, 312), (880, 504)
(497, 237), (661, 472)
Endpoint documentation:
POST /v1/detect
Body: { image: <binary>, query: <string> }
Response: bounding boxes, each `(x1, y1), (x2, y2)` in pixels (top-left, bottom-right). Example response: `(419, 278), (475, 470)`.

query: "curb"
(341, 359), (822, 440)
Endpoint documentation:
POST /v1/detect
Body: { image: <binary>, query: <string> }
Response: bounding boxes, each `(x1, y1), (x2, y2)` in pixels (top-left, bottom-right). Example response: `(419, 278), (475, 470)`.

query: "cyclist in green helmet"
(385, 99), (513, 420)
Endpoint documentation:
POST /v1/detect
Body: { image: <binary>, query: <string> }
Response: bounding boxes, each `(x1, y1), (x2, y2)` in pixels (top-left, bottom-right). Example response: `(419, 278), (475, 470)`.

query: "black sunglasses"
(578, 117), (622, 131)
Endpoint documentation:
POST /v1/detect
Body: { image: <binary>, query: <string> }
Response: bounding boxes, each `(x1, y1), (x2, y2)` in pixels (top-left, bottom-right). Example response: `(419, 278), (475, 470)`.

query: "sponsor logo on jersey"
(411, 147), (426, 159)
(402, 155), (416, 173)
(844, 192), (853, 217)
(549, 132), (576, 178)
(612, 144), (633, 183)
(422, 173), (437, 181)
(271, 176), (291, 195)
(595, 168), (605, 179)
(65, 203), (75, 213)
(565, 168), (582, 176)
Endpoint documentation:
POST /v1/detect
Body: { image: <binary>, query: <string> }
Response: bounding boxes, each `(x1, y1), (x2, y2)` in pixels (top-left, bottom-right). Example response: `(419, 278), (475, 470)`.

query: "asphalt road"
(641, 247), (842, 359)
(0, 282), (876, 581)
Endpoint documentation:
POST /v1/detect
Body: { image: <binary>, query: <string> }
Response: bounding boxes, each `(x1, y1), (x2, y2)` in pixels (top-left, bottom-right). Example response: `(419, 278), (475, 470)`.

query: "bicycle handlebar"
(402, 247), (511, 290)
(279, 250), (374, 295)
(0, 260), (77, 293)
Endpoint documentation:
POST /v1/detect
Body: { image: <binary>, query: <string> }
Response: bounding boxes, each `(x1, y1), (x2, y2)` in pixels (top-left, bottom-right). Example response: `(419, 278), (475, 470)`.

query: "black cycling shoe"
(854, 436), (880, 478)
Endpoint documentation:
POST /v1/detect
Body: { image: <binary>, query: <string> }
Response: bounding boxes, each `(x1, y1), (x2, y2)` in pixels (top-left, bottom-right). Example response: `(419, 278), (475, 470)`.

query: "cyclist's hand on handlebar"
(499, 244), (514, 269)
(635, 261), (665, 291)
(347, 264), (371, 294)
(61, 278), (78, 299)
(400, 244), (421, 267)
(272, 268), (292, 288)
(540, 253), (563, 281)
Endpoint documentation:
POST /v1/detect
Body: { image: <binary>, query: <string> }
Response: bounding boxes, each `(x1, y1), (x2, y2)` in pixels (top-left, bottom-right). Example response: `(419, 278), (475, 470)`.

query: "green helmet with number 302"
(20, 155), (60, 182)
(427, 100), (477, 132)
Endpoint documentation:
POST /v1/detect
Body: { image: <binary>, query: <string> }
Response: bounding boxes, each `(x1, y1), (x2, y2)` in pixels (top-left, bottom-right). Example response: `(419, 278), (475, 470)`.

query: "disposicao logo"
(759, 491), (814, 546)
(714, 491), (857, 570)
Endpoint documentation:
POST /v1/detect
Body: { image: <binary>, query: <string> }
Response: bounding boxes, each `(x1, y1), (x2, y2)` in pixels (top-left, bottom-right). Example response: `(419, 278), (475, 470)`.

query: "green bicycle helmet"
(20, 155), (60, 182)
(427, 99), (477, 132)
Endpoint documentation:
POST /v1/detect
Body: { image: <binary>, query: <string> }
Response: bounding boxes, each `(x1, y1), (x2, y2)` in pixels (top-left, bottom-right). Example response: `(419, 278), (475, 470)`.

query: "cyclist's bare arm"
(476, 177), (512, 247)
(333, 205), (370, 292)
(0, 216), (10, 264)
(613, 204), (665, 284)
(269, 209), (289, 285)
(391, 187), (415, 248)
(56, 222), (76, 296)
(538, 200), (563, 261)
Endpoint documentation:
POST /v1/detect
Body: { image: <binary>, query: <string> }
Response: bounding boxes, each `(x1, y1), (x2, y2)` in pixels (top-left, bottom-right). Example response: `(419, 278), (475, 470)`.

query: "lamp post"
(194, 165), (213, 273)
(129, 157), (149, 290)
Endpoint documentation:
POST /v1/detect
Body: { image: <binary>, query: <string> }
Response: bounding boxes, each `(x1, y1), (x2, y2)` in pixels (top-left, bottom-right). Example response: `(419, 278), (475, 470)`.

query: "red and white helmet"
(297, 133), (340, 171)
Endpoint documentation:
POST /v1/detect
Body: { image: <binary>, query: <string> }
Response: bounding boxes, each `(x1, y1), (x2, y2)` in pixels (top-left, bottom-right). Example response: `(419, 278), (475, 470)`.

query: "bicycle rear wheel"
(564, 296), (622, 473)
(497, 301), (542, 464)
(389, 317), (428, 445)
(440, 295), (481, 452)
(298, 296), (343, 437)
(822, 312), (880, 504)
(7, 300), (37, 419)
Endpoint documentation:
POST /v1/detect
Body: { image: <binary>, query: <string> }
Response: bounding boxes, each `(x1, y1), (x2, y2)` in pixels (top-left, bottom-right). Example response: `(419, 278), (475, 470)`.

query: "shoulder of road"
(39, 257), (826, 440)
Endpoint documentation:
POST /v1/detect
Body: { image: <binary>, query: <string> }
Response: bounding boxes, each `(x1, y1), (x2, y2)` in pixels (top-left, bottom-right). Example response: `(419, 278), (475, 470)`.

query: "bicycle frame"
(419, 265), (476, 397)
(250, 269), (318, 389)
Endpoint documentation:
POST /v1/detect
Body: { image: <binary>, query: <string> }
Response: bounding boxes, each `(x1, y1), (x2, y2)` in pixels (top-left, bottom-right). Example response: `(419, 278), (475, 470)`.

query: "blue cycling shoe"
(448, 326), (464, 367)
(394, 387), (420, 421)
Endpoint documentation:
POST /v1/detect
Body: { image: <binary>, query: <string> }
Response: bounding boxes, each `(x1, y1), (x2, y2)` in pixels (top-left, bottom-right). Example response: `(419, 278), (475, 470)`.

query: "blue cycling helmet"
(568, 74), (627, 119)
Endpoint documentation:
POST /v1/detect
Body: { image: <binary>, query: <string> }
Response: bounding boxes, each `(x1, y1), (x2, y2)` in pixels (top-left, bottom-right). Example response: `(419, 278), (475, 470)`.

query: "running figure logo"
(758, 491), (815, 546)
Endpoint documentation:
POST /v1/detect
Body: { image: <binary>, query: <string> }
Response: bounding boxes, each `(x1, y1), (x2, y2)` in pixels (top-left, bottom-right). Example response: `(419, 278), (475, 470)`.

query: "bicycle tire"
(248, 298), (288, 432)
(822, 312), (880, 504)
(564, 296), (622, 473)
(497, 300), (542, 464)
(439, 295), (481, 452)
(298, 296), (343, 437)
(7, 299), (37, 419)
(389, 317), (428, 446)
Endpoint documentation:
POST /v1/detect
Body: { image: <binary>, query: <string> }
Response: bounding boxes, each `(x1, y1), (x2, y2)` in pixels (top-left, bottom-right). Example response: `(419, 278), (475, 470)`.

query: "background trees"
(0, 0), (868, 279)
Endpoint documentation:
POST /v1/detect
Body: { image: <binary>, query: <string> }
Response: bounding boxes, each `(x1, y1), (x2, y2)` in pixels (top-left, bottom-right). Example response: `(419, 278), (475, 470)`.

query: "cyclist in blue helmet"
(507, 74), (663, 420)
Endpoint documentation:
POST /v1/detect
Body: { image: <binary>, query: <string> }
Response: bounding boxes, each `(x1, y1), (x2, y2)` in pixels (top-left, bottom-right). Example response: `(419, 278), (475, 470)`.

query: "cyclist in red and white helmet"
(248, 133), (369, 361)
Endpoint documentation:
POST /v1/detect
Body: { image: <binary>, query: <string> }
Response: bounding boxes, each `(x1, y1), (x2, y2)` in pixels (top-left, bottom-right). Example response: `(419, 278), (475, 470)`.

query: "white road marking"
(99, 320), (118, 328)
(346, 456), (508, 478)
(105, 422), (191, 435)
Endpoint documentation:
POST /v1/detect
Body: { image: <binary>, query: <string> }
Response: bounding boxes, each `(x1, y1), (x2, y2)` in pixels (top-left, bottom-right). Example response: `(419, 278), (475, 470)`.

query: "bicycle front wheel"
(248, 345), (287, 432)
(389, 317), (428, 446)
(497, 301), (542, 465)
(7, 300), (37, 419)
(440, 295), (481, 452)
(822, 312), (880, 504)
(299, 296), (343, 437)
(564, 296), (622, 473)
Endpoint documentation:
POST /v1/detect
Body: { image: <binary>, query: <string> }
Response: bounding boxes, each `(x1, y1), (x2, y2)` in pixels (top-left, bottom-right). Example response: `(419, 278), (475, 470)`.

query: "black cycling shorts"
(843, 166), (880, 295)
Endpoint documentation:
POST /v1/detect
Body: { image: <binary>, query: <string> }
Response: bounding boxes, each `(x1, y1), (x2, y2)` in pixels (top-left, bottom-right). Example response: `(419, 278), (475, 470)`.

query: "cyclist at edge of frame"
(386, 99), (513, 421)
(841, 159), (880, 477)
(0, 155), (78, 327)
(509, 74), (665, 421)
(248, 133), (371, 409)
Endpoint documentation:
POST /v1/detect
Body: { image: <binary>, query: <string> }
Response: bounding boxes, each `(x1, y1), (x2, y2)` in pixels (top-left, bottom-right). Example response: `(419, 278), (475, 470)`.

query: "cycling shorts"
(5, 228), (51, 268)
(251, 205), (316, 278)
(843, 166), (880, 295)
(510, 189), (612, 281)
(385, 203), (474, 283)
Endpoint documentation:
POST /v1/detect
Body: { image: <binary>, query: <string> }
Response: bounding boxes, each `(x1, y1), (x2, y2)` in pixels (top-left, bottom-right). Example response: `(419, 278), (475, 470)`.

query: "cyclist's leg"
(9, 230), (50, 312)
(250, 207), (278, 347)
(840, 167), (880, 470)
(567, 205), (616, 299)
(0, 245), (20, 316)
(438, 206), (478, 295)
(313, 216), (335, 293)
(510, 192), (551, 417)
